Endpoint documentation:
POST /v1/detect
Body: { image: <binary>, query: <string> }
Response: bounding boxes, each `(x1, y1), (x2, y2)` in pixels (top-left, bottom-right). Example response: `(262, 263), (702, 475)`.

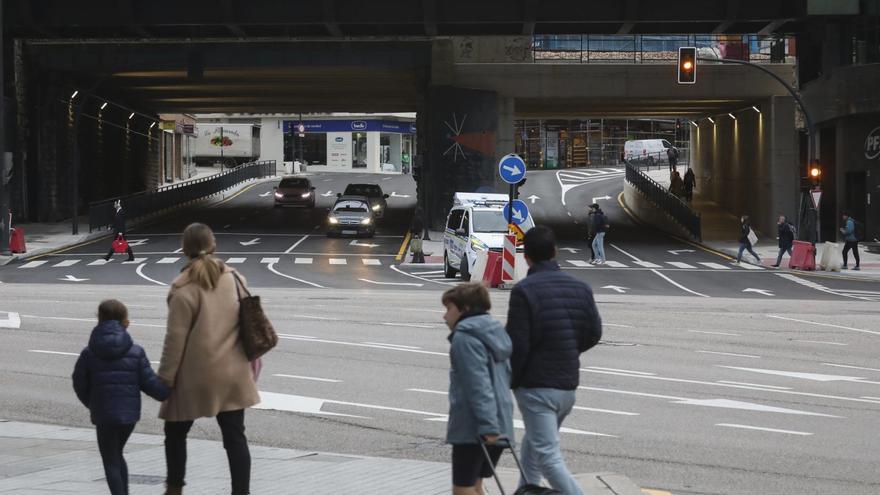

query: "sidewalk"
(0, 420), (646, 495)
(643, 168), (880, 280)
(400, 230), (445, 266)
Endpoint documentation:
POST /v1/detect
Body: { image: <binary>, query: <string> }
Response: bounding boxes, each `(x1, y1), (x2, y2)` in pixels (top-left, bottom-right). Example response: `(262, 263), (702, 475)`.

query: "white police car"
(443, 192), (535, 281)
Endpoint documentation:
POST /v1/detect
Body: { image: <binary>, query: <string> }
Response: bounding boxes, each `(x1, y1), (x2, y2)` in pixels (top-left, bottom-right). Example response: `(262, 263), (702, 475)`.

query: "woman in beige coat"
(158, 223), (260, 495)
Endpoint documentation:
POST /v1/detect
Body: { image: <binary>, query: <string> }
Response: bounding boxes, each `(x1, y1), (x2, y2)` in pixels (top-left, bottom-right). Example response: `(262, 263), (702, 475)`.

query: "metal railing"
(89, 160), (276, 232)
(625, 162), (701, 241)
(626, 148), (690, 172)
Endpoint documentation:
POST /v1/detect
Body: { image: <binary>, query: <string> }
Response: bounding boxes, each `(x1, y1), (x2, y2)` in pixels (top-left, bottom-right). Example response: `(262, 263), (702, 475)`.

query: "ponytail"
(188, 254), (225, 291)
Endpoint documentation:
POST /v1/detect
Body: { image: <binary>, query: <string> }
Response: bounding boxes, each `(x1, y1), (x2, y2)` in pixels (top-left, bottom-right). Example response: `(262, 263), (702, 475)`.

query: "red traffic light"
(678, 47), (697, 84)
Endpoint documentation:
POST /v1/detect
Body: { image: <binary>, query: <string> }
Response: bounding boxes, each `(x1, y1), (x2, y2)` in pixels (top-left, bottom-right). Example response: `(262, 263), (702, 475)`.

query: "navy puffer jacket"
(506, 260), (602, 390)
(72, 320), (170, 425)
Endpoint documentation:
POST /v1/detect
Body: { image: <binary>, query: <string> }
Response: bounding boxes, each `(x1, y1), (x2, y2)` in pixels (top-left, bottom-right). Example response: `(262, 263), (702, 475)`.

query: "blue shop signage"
(283, 120), (416, 134)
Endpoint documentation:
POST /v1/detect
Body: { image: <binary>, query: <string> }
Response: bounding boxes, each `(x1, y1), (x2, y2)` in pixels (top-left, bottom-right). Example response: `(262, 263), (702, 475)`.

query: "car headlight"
(274, 192), (283, 198)
(328, 217), (339, 224)
(372, 204), (381, 211)
(301, 192), (311, 198)
(361, 217), (372, 225)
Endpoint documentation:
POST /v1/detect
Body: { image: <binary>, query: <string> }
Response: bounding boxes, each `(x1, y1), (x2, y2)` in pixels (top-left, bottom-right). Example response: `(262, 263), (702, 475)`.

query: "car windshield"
(344, 184), (382, 197)
(333, 201), (368, 213)
(473, 210), (535, 233)
(280, 178), (308, 188)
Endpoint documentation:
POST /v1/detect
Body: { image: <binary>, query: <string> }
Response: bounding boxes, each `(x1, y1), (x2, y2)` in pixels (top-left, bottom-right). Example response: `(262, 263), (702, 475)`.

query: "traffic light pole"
(0, 1), (8, 256)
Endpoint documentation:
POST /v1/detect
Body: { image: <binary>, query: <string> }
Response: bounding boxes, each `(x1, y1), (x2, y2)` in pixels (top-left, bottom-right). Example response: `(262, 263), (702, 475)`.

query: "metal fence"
(625, 162), (701, 241)
(626, 148), (690, 172)
(89, 160), (276, 232)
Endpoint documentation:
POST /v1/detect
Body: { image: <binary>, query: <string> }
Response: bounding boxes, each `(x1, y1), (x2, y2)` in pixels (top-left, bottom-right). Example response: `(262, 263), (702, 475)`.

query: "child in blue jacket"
(72, 300), (170, 495)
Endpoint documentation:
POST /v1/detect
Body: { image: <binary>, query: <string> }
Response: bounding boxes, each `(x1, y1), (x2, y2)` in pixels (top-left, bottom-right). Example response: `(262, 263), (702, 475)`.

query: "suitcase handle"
(478, 436), (528, 495)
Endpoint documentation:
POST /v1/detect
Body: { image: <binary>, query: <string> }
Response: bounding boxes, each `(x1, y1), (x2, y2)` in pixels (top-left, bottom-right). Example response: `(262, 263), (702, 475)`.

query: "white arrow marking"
(390, 192), (411, 198)
(59, 275), (89, 282)
(321, 191), (334, 197)
(527, 194), (540, 204)
(0, 312), (21, 329)
(350, 240), (379, 248)
(126, 238), (149, 247)
(559, 247), (580, 253)
(743, 288), (775, 297)
(512, 208), (525, 223)
(672, 398), (838, 417)
(259, 191), (272, 197)
(602, 285), (629, 293)
(718, 366), (880, 384)
(502, 164), (523, 176)
(239, 238), (261, 246)
(668, 249), (696, 255)
(358, 278), (423, 287)
(716, 423), (813, 436)
(591, 195), (612, 203)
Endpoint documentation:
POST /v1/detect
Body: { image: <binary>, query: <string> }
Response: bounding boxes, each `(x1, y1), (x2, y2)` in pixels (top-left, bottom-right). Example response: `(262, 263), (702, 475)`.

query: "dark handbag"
(232, 272), (278, 360)
(479, 437), (561, 495)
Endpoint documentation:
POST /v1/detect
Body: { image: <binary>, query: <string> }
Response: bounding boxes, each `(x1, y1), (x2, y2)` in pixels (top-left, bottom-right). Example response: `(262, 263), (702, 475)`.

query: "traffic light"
(678, 47), (697, 84)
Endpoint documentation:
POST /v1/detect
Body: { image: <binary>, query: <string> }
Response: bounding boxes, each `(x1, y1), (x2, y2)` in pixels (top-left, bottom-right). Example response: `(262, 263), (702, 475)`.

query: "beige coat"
(158, 265), (260, 421)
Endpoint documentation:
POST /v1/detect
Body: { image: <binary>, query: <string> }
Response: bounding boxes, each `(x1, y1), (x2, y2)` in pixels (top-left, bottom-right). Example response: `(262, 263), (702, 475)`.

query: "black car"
(274, 177), (316, 207)
(326, 196), (376, 238)
(341, 183), (389, 218)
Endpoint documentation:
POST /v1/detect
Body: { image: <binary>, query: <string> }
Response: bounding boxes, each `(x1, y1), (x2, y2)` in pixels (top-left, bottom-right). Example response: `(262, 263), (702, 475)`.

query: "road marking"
(226, 257), (246, 264)
(21, 314), (164, 328)
(278, 333), (446, 356)
(135, 263), (167, 286)
(717, 381), (792, 390)
(412, 270), (443, 275)
(737, 262), (765, 270)
(254, 392), (369, 419)
(359, 278), (423, 287)
(19, 260), (48, 269)
(795, 340), (848, 346)
(156, 257), (180, 264)
(425, 416), (615, 437)
(767, 314), (880, 336)
(583, 366), (656, 376)
(289, 314), (339, 321)
(633, 261), (662, 268)
(689, 330), (739, 336)
(389, 265), (455, 286)
(52, 259), (80, 267)
(122, 258), (147, 264)
(601, 285), (628, 293)
(29, 349), (79, 356)
(567, 260), (593, 267)
(572, 406), (640, 416)
(699, 262), (731, 270)
(362, 259), (382, 265)
(697, 350), (760, 358)
(668, 249), (696, 255)
(743, 288), (774, 297)
(651, 269), (709, 298)
(329, 258), (347, 265)
(261, 257), (281, 263)
(272, 374), (341, 383)
(666, 261), (696, 269)
(88, 259), (112, 266)
(266, 262), (325, 288)
(380, 322), (435, 328)
(59, 275), (89, 282)
(363, 342), (422, 349)
(0, 312), (21, 329)
(718, 366), (876, 384)
(603, 261), (628, 268)
(861, 396), (880, 400)
(823, 363), (880, 373)
(173, 248), (183, 254)
(395, 232), (412, 262)
(407, 388), (447, 395)
(716, 424), (812, 436)
(284, 235), (310, 254)
(608, 243), (642, 262)
(294, 258), (313, 264)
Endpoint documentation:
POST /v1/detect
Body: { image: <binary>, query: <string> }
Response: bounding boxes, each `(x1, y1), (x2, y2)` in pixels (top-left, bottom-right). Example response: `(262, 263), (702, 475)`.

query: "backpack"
(786, 222), (797, 239)
(854, 219), (865, 241)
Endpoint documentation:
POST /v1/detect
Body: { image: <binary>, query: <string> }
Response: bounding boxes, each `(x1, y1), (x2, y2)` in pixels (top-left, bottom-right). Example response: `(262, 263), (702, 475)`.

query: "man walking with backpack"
(840, 211), (861, 271)
(506, 226), (603, 494)
(772, 215), (796, 268)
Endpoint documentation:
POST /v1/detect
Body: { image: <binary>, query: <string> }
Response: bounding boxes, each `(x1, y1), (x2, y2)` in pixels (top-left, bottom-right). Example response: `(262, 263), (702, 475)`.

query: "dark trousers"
(587, 235), (595, 260)
(106, 232), (134, 260)
(96, 423), (135, 495)
(737, 242), (761, 263)
(668, 159), (677, 172)
(165, 409), (250, 495)
(774, 245), (793, 266)
(843, 241), (860, 267)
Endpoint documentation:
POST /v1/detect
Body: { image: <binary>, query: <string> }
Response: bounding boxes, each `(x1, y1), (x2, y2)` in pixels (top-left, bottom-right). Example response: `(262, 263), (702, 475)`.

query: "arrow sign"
(503, 200), (530, 226)
(559, 247), (580, 254)
(60, 275), (89, 282)
(390, 192), (411, 198)
(126, 238), (149, 247)
(321, 191), (334, 197)
(498, 154), (527, 184)
(602, 285), (629, 293)
(239, 238), (261, 246)
(743, 288), (775, 297)
(527, 194), (540, 204)
(259, 191), (272, 197)
(591, 195), (612, 203)
(668, 249), (696, 255)
(350, 240), (379, 248)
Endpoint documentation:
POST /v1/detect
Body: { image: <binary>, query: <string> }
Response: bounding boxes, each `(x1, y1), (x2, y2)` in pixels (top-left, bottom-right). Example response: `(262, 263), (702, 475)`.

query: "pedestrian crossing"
(563, 259), (764, 271)
(20, 256), (394, 268)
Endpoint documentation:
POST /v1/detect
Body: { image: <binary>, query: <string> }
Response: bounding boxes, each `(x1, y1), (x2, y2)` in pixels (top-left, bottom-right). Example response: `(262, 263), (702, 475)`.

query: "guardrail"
(625, 162), (701, 241)
(626, 148), (690, 172)
(89, 160), (276, 232)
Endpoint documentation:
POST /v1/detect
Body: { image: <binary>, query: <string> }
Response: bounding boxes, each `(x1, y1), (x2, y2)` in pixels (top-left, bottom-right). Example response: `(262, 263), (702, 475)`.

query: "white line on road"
(609, 243), (643, 262)
(21, 314), (164, 328)
(716, 424), (812, 436)
(266, 262), (325, 288)
(651, 269), (709, 298)
(412, 270), (443, 275)
(156, 257), (180, 264)
(390, 264), (455, 286)
(278, 334), (446, 356)
(689, 330), (740, 336)
(272, 374), (341, 383)
(572, 406), (640, 416)
(717, 381), (792, 390)
(603, 261), (628, 268)
(666, 261), (696, 269)
(19, 260), (48, 269)
(604, 323), (633, 328)
(380, 322), (435, 328)
(823, 363), (880, 373)
(861, 396), (880, 400)
(633, 261), (662, 268)
(135, 263), (167, 286)
(122, 258), (147, 264)
(261, 257), (280, 264)
(696, 351), (760, 359)
(567, 260), (592, 267)
(361, 259), (382, 265)
(226, 257), (246, 264)
(699, 262), (731, 270)
(88, 259), (111, 266)
(794, 340), (848, 346)
(294, 258), (313, 264)
(0, 312), (21, 329)
(407, 388), (447, 395)
(363, 342), (422, 349)
(29, 350), (79, 356)
(329, 258), (347, 265)
(284, 235), (310, 254)
(359, 278), (423, 287)
(52, 259), (80, 267)
(583, 366), (656, 376)
(767, 314), (880, 336)
(289, 314), (339, 321)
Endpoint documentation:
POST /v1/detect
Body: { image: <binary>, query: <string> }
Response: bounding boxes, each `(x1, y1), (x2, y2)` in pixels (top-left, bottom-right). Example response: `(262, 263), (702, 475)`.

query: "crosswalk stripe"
(226, 257), (246, 264)
(88, 259), (112, 266)
(156, 257), (181, 264)
(122, 258), (147, 264)
(737, 262), (764, 270)
(19, 260), (48, 269)
(362, 259), (382, 265)
(261, 257), (280, 264)
(603, 261), (628, 268)
(667, 261), (696, 269)
(634, 261), (661, 268)
(294, 258), (314, 264)
(329, 259), (347, 265)
(52, 259), (80, 267)
(567, 260), (593, 267)
(699, 262), (731, 270)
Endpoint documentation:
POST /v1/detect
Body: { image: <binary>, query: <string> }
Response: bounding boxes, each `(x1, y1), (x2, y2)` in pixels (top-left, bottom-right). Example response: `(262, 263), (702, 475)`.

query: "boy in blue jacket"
(72, 299), (170, 495)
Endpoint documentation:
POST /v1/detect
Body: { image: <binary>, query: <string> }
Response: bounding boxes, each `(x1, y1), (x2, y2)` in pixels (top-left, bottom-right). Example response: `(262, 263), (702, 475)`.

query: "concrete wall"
(622, 181), (694, 240)
(690, 96), (799, 236)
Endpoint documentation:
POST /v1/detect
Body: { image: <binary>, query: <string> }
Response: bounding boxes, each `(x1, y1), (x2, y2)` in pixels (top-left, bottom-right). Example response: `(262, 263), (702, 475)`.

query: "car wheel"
(444, 251), (458, 279)
(460, 257), (471, 282)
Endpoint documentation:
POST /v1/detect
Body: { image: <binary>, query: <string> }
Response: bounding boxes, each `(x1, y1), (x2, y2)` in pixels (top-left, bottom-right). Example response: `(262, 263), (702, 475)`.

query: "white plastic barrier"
(817, 242), (842, 272)
(471, 249), (489, 283)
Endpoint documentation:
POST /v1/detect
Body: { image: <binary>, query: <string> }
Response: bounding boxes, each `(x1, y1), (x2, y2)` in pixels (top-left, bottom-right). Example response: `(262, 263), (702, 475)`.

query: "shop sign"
(159, 121), (176, 130)
(865, 126), (880, 160)
(351, 121), (367, 131)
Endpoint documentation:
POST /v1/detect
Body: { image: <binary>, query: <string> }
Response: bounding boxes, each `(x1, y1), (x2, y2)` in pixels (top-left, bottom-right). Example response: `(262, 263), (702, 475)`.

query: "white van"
(624, 139), (674, 165)
(443, 193), (536, 281)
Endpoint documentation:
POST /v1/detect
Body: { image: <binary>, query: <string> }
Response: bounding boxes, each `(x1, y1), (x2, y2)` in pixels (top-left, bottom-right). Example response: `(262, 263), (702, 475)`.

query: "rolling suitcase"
(478, 437), (561, 495)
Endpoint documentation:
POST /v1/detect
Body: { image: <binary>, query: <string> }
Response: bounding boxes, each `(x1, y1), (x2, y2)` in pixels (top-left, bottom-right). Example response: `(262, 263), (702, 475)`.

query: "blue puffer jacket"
(446, 313), (515, 445)
(506, 260), (602, 390)
(72, 320), (170, 425)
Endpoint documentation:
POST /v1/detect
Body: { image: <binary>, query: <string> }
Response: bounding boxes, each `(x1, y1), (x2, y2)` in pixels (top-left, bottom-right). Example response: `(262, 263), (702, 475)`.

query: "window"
(447, 210), (464, 230)
(280, 178), (309, 188)
(473, 210), (536, 233)
(344, 184), (383, 197)
(333, 201), (368, 212)
(461, 212), (470, 234)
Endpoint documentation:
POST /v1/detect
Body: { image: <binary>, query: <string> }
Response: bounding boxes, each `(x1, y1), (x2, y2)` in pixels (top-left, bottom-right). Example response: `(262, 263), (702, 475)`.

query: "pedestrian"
(772, 215), (795, 268)
(683, 168), (696, 202)
(669, 171), (684, 199)
(441, 283), (514, 495)
(104, 200), (135, 262)
(667, 146), (678, 172)
(72, 299), (170, 495)
(839, 211), (861, 271)
(158, 223), (261, 495)
(736, 215), (762, 265)
(506, 226), (602, 495)
(586, 204), (597, 263)
(590, 204), (608, 265)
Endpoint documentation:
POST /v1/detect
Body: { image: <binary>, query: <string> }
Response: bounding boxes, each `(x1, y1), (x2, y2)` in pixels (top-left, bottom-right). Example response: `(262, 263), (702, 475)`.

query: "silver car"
(326, 196), (376, 238)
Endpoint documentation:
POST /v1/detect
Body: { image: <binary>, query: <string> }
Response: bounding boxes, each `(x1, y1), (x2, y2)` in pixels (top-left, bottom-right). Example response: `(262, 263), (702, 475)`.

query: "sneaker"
(596, 260), (605, 265)
(842, 265), (848, 270)
(771, 264), (779, 268)
(853, 266), (861, 271)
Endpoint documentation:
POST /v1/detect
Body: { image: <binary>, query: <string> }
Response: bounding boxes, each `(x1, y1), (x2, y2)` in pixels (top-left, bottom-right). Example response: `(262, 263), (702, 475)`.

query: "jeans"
(165, 409), (251, 495)
(591, 233), (606, 262)
(587, 236), (595, 261)
(514, 388), (583, 495)
(737, 242), (760, 263)
(96, 423), (135, 495)
(843, 241), (860, 267)
(774, 246), (792, 266)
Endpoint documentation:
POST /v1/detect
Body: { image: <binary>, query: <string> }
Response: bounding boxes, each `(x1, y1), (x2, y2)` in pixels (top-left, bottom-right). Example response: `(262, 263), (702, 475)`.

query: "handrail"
(625, 162), (701, 241)
(88, 160), (276, 232)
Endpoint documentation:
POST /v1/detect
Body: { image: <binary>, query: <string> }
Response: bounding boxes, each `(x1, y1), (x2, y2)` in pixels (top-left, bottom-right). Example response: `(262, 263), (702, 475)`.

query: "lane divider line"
(266, 261), (325, 289)
(395, 232), (412, 262)
(766, 314), (880, 336)
(283, 235), (310, 254)
(650, 269), (709, 298)
(135, 263), (168, 286)
(389, 264), (455, 286)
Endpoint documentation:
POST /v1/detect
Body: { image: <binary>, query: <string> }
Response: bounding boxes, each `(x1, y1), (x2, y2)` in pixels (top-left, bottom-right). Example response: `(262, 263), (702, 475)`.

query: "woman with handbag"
(157, 223), (261, 495)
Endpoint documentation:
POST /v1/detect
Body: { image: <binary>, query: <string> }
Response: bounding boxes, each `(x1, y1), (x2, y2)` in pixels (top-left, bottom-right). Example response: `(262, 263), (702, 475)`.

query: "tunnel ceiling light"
(128, 112), (135, 120)
(149, 122), (155, 130)
(70, 90), (79, 99)
(690, 120), (698, 127)
(707, 117), (715, 124)
(100, 102), (108, 110)
(752, 106), (761, 113)
(728, 113), (736, 120)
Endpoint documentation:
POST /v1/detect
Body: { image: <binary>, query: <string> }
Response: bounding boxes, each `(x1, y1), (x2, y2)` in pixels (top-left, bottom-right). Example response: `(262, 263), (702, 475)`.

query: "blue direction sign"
(498, 154), (527, 184)
(503, 200), (530, 226)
